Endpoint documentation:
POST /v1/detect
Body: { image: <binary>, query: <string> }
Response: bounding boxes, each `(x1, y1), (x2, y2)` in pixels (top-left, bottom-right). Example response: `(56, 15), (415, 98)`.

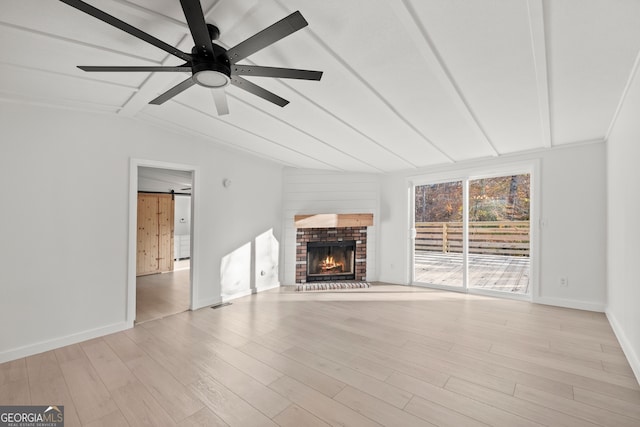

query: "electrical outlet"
(559, 276), (568, 287)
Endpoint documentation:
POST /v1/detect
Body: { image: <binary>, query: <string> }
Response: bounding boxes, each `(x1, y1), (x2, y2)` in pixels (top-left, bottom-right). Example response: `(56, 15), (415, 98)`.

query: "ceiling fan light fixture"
(193, 70), (229, 88)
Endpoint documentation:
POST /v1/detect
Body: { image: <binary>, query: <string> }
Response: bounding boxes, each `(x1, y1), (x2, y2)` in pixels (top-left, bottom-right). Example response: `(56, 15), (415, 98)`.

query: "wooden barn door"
(136, 193), (174, 276)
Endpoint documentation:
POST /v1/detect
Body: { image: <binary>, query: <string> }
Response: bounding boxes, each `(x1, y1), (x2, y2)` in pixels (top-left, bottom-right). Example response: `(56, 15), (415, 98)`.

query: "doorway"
(411, 166), (534, 299)
(127, 161), (196, 326)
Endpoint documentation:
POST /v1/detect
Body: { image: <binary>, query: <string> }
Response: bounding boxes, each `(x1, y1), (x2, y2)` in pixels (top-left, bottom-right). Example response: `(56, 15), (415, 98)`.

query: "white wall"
(606, 61), (640, 380)
(378, 143), (607, 311)
(174, 195), (191, 237)
(0, 102), (283, 362)
(282, 169), (380, 284)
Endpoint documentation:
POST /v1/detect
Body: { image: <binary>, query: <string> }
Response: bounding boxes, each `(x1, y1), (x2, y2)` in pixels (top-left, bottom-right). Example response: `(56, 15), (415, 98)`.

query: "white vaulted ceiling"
(1, 0), (639, 172)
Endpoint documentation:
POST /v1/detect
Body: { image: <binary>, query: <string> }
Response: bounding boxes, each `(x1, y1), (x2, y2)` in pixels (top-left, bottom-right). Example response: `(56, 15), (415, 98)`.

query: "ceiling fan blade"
(78, 66), (191, 72)
(232, 65), (322, 81)
(58, 0), (191, 62)
(230, 76), (289, 107)
(179, 0), (214, 57)
(226, 11), (308, 62)
(212, 89), (229, 115)
(149, 77), (196, 105)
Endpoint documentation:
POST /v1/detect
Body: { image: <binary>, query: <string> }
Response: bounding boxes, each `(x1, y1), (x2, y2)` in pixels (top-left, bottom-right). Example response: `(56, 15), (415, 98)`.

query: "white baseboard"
(0, 321), (129, 364)
(221, 283), (281, 303)
(606, 310), (640, 384)
(533, 296), (605, 312)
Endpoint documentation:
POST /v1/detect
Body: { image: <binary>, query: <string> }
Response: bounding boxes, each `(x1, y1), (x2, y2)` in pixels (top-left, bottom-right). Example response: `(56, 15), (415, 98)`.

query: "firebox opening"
(306, 240), (356, 282)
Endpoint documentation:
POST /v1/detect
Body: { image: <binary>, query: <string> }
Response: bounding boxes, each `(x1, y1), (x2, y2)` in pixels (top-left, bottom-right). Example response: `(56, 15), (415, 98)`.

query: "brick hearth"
(295, 227), (367, 283)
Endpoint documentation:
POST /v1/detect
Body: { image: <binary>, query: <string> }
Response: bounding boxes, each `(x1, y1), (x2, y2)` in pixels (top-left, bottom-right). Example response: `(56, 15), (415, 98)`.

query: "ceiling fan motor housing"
(191, 43), (230, 88)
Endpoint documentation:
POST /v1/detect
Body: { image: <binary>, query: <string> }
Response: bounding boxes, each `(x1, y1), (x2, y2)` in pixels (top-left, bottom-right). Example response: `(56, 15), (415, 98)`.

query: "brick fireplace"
(294, 214), (373, 284)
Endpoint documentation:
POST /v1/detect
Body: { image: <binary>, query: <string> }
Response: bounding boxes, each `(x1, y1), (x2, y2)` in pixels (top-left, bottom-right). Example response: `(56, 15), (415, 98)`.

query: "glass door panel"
(468, 174), (530, 294)
(414, 181), (464, 287)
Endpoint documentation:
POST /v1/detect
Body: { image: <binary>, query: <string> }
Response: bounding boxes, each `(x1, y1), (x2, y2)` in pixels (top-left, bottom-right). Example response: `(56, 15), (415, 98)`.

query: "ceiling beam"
(389, 0), (499, 157)
(526, 0), (552, 148)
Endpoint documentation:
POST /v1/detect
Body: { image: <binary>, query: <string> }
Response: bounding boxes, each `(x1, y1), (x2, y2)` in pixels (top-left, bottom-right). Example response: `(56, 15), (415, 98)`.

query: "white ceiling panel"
(0, 63), (134, 108)
(140, 102), (345, 170)
(411, 0), (547, 154)
(546, 0), (640, 144)
(1, 0), (639, 171)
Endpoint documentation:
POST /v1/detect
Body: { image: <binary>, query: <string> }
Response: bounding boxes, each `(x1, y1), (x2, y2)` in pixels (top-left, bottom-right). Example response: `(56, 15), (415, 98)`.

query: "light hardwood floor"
(1, 284), (639, 426)
(136, 260), (191, 324)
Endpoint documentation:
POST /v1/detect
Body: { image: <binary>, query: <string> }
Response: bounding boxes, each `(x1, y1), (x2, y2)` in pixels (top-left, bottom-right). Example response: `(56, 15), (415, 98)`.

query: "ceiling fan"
(58, 0), (323, 115)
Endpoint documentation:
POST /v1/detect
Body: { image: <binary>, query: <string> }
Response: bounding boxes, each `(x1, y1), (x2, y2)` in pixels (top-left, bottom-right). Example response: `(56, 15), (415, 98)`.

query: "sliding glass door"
(413, 181), (464, 287)
(468, 175), (530, 294)
(412, 171), (531, 297)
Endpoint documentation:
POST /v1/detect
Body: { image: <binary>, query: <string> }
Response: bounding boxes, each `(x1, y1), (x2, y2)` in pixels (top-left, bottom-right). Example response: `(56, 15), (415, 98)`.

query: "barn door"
(136, 193), (174, 276)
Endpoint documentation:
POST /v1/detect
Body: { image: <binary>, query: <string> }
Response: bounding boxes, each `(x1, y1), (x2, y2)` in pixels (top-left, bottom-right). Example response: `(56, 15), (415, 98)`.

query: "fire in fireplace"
(306, 240), (356, 282)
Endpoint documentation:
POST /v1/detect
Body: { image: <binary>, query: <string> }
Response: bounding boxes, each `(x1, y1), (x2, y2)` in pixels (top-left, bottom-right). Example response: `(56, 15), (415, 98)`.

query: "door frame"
(127, 158), (199, 327)
(408, 159), (540, 301)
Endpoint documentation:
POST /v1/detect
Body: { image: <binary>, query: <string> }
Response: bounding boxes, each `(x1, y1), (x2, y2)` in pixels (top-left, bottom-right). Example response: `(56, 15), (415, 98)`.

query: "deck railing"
(415, 221), (530, 256)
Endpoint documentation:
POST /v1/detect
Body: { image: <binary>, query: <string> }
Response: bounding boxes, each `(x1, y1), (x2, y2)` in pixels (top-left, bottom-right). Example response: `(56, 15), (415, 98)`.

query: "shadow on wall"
(220, 229), (280, 298)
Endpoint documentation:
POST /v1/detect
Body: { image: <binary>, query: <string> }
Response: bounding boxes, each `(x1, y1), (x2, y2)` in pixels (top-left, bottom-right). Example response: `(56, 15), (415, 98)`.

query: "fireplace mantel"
(294, 213), (373, 229)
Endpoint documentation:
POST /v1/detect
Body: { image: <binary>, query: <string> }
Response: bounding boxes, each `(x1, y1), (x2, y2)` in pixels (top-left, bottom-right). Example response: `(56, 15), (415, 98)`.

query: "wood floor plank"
(452, 341), (640, 403)
(268, 375), (382, 427)
(514, 383), (639, 427)
(489, 342), (639, 390)
(175, 311), (250, 348)
(54, 344), (86, 364)
(126, 355), (205, 423)
(110, 381), (177, 426)
(28, 375), (82, 427)
(402, 341), (517, 395)
(136, 267), (190, 324)
(27, 352), (82, 427)
(103, 331), (147, 364)
(0, 378), (30, 405)
(334, 386), (436, 427)
(83, 410), (130, 427)
(603, 360), (637, 378)
(196, 355), (291, 418)
(387, 372), (541, 427)
(238, 341), (346, 398)
(444, 376), (599, 427)
(281, 327), (450, 388)
(404, 396), (489, 427)
(26, 351), (62, 383)
(188, 373), (278, 427)
(274, 328), (395, 381)
(272, 404), (331, 427)
(283, 346), (413, 408)
(147, 317), (283, 386)
(177, 407), (229, 427)
(124, 326), (203, 386)
(81, 339), (138, 392)
(58, 357), (119, 425)
(573, 387), (640, 420)
(0, 358), (28, 385)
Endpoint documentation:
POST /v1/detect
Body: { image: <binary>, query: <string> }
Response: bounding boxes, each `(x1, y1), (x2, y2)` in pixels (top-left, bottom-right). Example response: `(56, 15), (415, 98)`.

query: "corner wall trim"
(606, 310), (640, 384)
(0, 321), (129, 364)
